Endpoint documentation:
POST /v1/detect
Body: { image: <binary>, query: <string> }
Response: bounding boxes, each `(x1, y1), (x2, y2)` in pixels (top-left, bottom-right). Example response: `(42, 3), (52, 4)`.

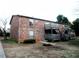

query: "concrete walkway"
(0, 41), (6, 58)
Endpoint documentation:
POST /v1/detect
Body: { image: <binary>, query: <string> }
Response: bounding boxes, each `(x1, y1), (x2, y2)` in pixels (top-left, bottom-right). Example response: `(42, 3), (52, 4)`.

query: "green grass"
(1, 38), (17, 44)
(63, 37), (79, 58)
(68, 37), (79, 47)
(2, 37), (79, 58)
(1, 39), (35, 44)
(63, 50), (79, 58)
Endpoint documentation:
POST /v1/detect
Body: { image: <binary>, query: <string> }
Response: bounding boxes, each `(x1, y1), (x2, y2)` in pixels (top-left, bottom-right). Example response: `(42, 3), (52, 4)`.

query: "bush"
(6, 32), (10, 37)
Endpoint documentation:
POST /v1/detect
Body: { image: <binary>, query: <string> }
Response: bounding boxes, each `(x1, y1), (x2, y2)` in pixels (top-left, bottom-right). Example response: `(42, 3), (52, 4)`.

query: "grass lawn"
(1, 37), (79, 58)
(1, 38), (17, 44)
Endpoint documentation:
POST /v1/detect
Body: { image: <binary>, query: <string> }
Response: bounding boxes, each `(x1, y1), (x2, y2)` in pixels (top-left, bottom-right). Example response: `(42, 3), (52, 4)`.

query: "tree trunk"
(3, 29), (7, 40)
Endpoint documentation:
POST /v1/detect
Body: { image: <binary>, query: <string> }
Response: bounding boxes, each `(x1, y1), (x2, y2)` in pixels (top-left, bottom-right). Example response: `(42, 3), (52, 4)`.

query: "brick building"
(10, 15), (64, 43)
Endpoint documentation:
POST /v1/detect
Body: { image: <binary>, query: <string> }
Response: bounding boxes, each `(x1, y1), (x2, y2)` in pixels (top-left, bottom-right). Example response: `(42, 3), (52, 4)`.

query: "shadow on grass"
(68, 38), (79, 47)
(63, 50), (79, 58)
(23, 40), (35, 44)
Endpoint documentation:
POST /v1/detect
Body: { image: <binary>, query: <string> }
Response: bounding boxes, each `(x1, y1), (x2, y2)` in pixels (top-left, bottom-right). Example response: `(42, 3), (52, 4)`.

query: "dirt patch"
(2, 40), (79, 58)
(2, 43), (66, 58)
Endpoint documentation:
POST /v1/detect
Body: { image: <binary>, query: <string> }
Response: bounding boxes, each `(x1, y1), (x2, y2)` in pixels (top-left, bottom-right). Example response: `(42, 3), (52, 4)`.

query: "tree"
(57, 15), (63, 23)
(0, 28), (3, 36)
(1, 18), (8, 40)
(57, 15), (71, 25)
(71, 18), (79, 36)
(57, 15), (73, 40)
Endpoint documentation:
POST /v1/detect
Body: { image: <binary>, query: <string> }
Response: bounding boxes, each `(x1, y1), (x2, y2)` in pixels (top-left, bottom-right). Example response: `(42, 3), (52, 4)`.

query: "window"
(45, 22), (50, 27)
(29, 31), (34, 36)
(55, 29), (59, 33)
(51, 23), (58, 28)
(65, 30), (68, 34)
(29, 19), (34, 27)
(29, 31), (34, 39)
(45, 22), (50, 25)
(52, 29), (58, 34)
(45, 29), (51, 34)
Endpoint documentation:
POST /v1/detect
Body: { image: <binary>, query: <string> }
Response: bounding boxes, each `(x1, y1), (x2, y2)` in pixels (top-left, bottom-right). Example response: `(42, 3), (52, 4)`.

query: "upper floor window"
(45, 22), (50, 25)
(29, 19), (34, 27)
(51, 23), (57, 26)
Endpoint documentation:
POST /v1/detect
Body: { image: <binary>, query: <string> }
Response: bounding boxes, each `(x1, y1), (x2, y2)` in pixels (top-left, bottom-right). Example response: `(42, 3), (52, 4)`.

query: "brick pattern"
(10, 15), (45, 43)
(18, 17), (29, 43)
(10, 16), (19, 40)
(34, 20), (45, 43)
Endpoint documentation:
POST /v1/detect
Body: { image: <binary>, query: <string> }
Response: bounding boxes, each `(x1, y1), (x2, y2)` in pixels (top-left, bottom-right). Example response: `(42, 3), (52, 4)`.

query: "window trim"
(29, 30), (34, 39)
(29, 19), (34, 27)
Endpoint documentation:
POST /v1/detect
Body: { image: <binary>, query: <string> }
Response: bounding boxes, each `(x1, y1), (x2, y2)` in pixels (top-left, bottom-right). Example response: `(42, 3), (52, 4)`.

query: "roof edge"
(10, 15), (58, 24)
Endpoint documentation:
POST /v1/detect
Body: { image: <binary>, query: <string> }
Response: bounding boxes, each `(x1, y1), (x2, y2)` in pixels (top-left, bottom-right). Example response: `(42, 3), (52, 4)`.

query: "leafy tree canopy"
(71, 18), (79, 36)
(57, 15), (71, 25)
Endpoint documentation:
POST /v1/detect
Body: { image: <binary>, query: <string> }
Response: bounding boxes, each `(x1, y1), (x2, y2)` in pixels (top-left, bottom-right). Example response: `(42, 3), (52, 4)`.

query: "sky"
(0, 0), (79, 29)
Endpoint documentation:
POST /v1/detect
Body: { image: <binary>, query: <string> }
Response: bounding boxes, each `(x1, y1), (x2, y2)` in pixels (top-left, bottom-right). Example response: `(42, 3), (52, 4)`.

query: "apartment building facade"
(10, 15), (65, 43)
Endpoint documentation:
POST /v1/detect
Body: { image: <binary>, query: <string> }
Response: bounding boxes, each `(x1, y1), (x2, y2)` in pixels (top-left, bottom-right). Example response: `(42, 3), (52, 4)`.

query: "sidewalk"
(0, 41), (6, 58)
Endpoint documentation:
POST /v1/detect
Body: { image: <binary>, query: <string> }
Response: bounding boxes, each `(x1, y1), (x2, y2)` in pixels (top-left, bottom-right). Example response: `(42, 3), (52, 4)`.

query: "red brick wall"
(34, 20), (45, 43)
(18, 17), (29, 43)
(10, 16), (19, 40)
(10, 16), (29, 43)
(11, 15), (45, 43)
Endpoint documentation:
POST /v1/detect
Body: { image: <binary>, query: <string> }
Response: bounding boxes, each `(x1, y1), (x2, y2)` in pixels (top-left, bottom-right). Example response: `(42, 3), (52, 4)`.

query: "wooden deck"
(40, 41), (56, 46)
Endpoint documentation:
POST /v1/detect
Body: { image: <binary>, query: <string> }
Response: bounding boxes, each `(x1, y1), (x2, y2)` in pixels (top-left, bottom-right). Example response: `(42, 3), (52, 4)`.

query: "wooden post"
(59, 24), (64, 33)
(34, 20), (44, 47)
(35, 29), (43, 47)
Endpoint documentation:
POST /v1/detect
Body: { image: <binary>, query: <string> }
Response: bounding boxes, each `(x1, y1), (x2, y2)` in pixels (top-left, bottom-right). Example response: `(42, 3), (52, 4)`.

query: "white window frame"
(29, 31), (34, 36)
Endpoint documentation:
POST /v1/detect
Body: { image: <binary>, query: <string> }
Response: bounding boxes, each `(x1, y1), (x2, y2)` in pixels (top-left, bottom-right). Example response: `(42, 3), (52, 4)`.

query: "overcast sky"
(0, 0), (79, 29)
